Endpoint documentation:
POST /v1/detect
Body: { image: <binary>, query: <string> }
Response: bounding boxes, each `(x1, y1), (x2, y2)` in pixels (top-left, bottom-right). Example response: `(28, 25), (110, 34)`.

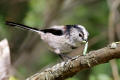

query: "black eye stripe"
(65, 25), (85, 39)
(80, 31), (84, 37)
(79, 32), (84, 40)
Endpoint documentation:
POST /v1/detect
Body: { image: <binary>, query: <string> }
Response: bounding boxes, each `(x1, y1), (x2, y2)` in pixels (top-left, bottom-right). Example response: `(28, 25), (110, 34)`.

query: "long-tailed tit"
(6, 21), (89, 60)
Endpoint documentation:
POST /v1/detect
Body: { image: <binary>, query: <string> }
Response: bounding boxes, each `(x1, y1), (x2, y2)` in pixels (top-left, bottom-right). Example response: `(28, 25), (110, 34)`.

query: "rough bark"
(26, 42), (120, 80)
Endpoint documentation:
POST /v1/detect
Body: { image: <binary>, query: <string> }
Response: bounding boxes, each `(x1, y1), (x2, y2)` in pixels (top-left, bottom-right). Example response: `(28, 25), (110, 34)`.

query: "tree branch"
(26, 42), (120, 80)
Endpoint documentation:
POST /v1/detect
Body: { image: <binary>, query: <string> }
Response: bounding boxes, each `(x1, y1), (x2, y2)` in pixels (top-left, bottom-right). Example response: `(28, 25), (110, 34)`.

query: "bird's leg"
(58, 54), (64, 60)
(58, 53), (71, 60)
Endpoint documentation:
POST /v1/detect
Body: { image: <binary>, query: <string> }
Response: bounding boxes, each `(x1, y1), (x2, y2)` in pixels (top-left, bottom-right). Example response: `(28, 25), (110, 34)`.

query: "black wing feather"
(41, 29), (63, 36)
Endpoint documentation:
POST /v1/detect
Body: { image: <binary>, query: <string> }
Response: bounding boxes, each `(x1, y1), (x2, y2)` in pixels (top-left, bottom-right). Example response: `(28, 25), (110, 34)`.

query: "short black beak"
(84, 39), (88, 42)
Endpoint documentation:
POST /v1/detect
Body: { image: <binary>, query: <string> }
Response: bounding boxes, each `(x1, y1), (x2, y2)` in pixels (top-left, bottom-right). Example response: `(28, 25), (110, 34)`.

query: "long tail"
(6, 21), (40, 33)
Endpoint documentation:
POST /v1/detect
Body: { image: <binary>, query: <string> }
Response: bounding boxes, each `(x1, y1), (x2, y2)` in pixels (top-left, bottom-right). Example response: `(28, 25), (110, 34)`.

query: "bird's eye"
(79, 33), (82, 37)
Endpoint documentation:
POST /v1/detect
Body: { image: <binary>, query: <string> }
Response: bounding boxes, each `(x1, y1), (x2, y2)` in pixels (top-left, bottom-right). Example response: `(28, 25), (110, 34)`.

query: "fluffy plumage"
(6, 21), (89, 59)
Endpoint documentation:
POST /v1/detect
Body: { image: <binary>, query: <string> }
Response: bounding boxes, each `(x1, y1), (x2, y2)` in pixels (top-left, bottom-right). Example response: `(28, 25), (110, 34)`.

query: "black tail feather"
(6, 21), (64, 36)
(6, 21), (40, 32)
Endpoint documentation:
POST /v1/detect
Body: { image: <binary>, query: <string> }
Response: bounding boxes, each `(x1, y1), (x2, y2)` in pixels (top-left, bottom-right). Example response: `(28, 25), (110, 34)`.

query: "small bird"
(6, 21), (89, 60)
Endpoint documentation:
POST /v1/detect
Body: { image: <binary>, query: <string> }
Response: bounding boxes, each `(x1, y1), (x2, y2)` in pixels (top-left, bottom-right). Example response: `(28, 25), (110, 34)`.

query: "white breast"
(39, 32), (74, 54)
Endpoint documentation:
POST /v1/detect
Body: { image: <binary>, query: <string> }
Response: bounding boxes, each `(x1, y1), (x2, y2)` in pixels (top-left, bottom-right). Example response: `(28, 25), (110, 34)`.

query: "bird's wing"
(40, 28), (63, 36)
(40, 25), (65, 36)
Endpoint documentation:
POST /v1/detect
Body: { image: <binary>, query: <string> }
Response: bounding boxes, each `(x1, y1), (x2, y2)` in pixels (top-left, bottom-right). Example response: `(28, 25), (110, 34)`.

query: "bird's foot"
(58, 53), (72, 61)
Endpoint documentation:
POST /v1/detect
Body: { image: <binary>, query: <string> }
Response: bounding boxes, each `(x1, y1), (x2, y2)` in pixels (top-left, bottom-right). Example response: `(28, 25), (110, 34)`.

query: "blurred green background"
(0, 0), (120, 80)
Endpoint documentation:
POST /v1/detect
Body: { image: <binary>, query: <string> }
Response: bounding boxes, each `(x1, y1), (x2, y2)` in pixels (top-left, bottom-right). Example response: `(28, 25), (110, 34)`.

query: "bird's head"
(65, 25), (89, 44)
